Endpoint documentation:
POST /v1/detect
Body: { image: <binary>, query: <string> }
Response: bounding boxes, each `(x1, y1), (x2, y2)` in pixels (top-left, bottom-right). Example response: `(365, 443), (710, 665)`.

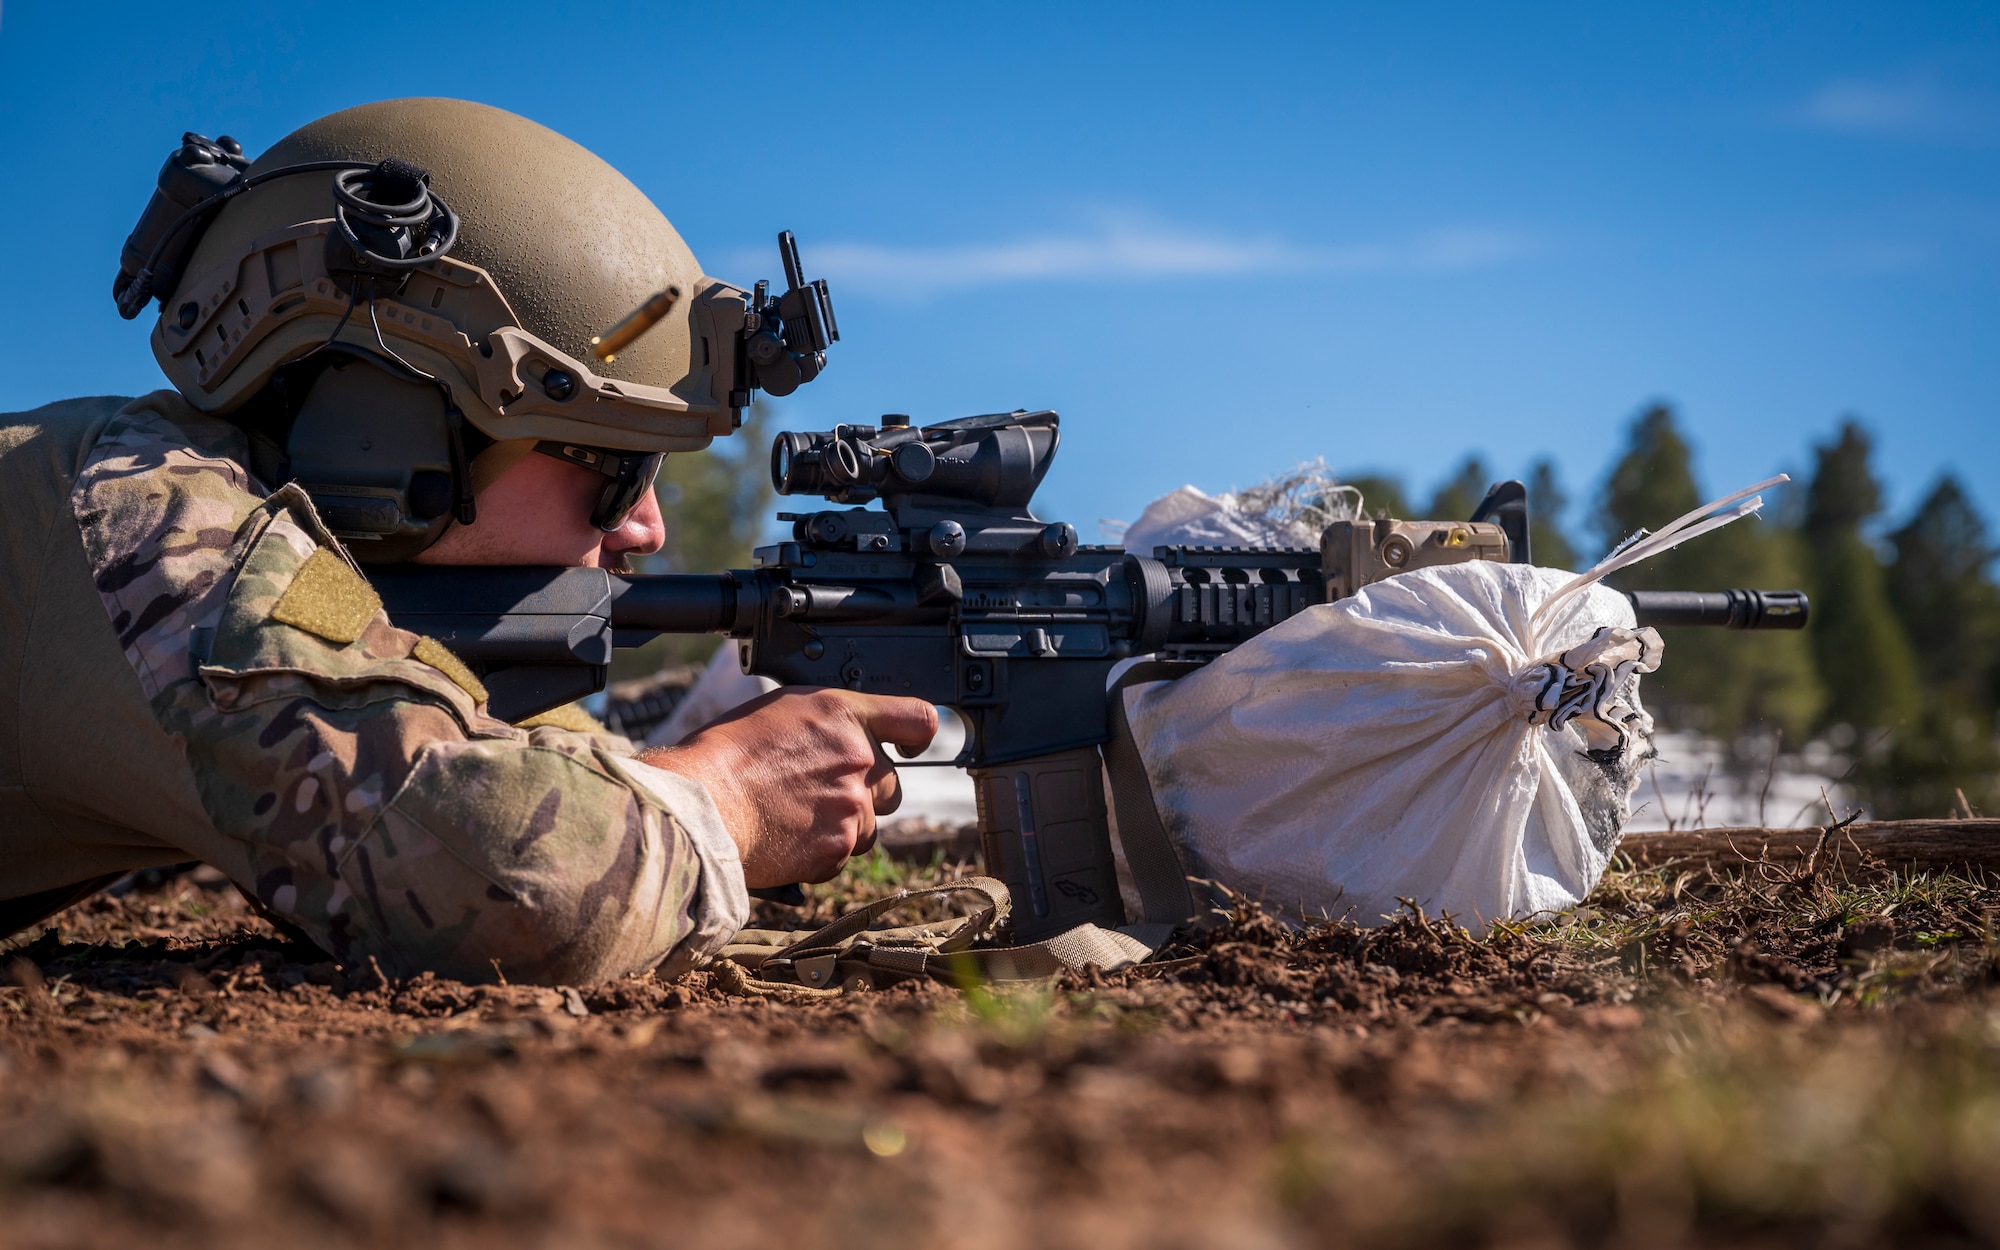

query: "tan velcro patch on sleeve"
(515, 702), (610, 735)
(270, 548), (383, 645)
(412, 636), (489, 704)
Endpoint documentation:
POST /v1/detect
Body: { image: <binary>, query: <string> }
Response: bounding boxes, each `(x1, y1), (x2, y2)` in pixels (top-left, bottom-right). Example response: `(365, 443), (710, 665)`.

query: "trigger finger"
(870, 765), (904, 817)
(852, 796), (880, 858)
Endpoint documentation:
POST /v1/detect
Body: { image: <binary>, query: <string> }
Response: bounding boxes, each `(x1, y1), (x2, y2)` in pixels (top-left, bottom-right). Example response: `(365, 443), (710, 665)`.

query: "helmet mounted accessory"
(113, 133), (252, 320)
(116, 101), (842, 563)
(323, 158), (460, 299)
(116, 137), (477, 552)
(722, 231), (840, 416)
(585, 229), (840, 430)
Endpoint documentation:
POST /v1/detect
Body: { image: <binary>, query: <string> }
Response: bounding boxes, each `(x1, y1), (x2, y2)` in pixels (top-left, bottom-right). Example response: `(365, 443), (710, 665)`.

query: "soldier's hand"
(641, 687), (938, 888)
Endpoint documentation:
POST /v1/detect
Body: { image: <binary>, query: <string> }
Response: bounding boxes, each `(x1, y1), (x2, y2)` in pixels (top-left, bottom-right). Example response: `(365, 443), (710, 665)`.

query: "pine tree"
(1802, 421), (1920, 733)
(1596, 405), (1701, 555)
(1885, 476), (2000, 709)
(1526, 458), (1577, 570)
(1859, 475), (2000, 817)
(652, 399), (775, 579)
(1859, 700), (2000, 818)
(1595, 404), (1824, 738)
(1341, 473), (1411, 521)
(1426, 456), (1492, 521)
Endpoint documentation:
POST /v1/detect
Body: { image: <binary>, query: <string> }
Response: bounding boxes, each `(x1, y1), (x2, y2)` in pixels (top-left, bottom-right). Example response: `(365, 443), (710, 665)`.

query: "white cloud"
(1797, 74), (1999, 141)
(726, 216), (1534, 297)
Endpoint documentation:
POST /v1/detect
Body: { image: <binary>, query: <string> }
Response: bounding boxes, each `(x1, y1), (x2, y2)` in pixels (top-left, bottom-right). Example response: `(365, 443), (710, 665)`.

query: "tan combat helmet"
(118, 98), (838, 558)
(152, 96), (749, 450)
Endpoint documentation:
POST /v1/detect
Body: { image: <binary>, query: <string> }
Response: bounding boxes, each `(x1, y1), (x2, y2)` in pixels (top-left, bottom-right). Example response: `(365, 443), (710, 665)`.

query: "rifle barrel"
(1625, 588), (1808, 630)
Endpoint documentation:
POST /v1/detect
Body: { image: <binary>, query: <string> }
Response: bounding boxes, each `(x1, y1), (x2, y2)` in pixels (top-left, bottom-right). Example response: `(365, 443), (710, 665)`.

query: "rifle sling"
(1103, 659), (1204, 935)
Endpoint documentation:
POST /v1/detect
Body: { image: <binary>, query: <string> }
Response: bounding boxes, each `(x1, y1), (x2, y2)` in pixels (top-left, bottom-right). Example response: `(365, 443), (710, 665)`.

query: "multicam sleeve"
(71, 401), (748, 984)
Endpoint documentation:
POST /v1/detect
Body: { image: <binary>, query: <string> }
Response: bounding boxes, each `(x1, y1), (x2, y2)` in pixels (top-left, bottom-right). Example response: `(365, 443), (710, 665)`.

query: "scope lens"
(769, 428), (883, 497)
(772, 435), (795, 493)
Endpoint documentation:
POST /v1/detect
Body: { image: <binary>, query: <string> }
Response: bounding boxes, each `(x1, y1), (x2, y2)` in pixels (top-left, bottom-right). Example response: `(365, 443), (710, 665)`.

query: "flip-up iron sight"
(732, 231), (840, 407)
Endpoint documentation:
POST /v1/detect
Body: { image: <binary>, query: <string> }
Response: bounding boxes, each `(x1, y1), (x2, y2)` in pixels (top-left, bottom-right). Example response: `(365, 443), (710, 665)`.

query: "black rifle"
(371, 410), (1807, 939)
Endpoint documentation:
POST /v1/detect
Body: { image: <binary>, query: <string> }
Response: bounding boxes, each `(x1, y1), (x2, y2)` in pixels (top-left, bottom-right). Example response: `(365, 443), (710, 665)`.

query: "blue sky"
(2, 1), (1995, 549)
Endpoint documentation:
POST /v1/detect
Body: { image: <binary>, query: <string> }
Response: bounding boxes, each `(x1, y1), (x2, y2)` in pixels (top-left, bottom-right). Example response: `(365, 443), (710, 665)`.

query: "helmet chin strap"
(440, 400), (477, 526)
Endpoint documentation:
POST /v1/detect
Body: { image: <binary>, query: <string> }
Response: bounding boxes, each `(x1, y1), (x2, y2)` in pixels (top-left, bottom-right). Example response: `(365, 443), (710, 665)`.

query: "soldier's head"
(116, 98), (806, 568)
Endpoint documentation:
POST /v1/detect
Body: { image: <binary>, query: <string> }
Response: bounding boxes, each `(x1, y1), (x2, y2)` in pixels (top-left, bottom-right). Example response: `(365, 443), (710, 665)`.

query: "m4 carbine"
(371, 410), (1807, 940)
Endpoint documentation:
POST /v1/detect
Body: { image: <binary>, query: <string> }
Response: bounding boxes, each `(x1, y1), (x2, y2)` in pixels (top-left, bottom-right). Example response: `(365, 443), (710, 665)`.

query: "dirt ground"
(4, 833), (1999, 1250)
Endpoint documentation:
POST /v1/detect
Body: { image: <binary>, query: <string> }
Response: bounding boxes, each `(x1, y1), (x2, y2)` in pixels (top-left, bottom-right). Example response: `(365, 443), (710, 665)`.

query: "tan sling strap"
(717, 875), (1157, 993)
(1102, 658), (1206, 942)
(716, 661), (1208, 994)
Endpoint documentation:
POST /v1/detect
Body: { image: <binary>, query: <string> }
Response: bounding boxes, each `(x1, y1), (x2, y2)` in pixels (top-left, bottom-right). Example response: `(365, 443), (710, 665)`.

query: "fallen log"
(1621, 820), (2000, 877)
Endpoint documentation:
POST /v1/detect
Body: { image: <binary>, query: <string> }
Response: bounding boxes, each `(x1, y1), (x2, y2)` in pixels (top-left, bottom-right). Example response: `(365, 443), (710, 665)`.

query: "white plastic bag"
(644, 643), (778, 749)
(1121, 485), (1316, 551)
(1117, 465), (1362, 554)
(1127, 478), (1782, 929)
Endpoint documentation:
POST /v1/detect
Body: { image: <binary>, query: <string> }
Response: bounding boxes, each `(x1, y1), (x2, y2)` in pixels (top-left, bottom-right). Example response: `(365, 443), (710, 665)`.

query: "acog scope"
(771, 410), (1061, 511)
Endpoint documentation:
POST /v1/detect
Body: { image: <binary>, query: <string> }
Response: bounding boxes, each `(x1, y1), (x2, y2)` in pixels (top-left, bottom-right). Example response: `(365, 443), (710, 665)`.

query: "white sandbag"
(1127, 477), (1784, 930)
(1129, 563), (1655, 927)
(644, 644), (779, 749)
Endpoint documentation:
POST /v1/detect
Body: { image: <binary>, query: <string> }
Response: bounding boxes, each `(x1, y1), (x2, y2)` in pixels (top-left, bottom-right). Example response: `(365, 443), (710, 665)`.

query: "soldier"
(0, 98), (935, 984)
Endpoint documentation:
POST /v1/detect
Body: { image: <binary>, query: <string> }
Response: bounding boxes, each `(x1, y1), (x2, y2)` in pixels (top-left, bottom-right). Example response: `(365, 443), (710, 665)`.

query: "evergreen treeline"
(1365, 404), (2000, 819)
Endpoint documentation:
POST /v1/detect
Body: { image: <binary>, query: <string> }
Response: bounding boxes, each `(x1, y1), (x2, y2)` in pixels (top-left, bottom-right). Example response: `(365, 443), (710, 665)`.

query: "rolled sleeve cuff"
(605, 755), (751, 974)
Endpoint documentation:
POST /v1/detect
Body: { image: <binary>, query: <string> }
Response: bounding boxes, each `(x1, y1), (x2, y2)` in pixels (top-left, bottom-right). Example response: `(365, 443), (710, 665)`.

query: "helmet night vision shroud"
(113, 98), (840, 561)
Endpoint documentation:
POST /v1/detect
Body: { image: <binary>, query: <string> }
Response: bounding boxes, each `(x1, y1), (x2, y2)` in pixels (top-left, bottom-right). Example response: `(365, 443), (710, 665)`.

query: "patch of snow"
(1625, 731), (1853, 832)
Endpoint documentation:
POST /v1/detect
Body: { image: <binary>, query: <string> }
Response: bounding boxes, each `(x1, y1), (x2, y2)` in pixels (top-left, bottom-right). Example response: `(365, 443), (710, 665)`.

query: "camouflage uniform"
(0, 392), (747, 984)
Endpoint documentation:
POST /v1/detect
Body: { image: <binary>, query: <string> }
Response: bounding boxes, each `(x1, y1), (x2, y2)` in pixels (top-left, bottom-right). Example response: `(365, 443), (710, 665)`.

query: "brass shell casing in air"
(592, 286), (683, 362)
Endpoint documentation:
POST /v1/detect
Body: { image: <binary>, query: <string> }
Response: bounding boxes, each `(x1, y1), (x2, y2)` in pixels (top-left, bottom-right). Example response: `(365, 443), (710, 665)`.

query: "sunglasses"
(533, 442), (666, 532)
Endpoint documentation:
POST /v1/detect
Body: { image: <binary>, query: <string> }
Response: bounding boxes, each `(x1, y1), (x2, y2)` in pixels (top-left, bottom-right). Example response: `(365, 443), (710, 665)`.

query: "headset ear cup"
(407, 471), (454, 521)
(283, 359), (462, 562)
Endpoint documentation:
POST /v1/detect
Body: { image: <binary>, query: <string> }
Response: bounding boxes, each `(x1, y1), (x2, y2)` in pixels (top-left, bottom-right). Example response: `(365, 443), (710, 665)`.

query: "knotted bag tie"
(1507, 625), (1664, 756)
